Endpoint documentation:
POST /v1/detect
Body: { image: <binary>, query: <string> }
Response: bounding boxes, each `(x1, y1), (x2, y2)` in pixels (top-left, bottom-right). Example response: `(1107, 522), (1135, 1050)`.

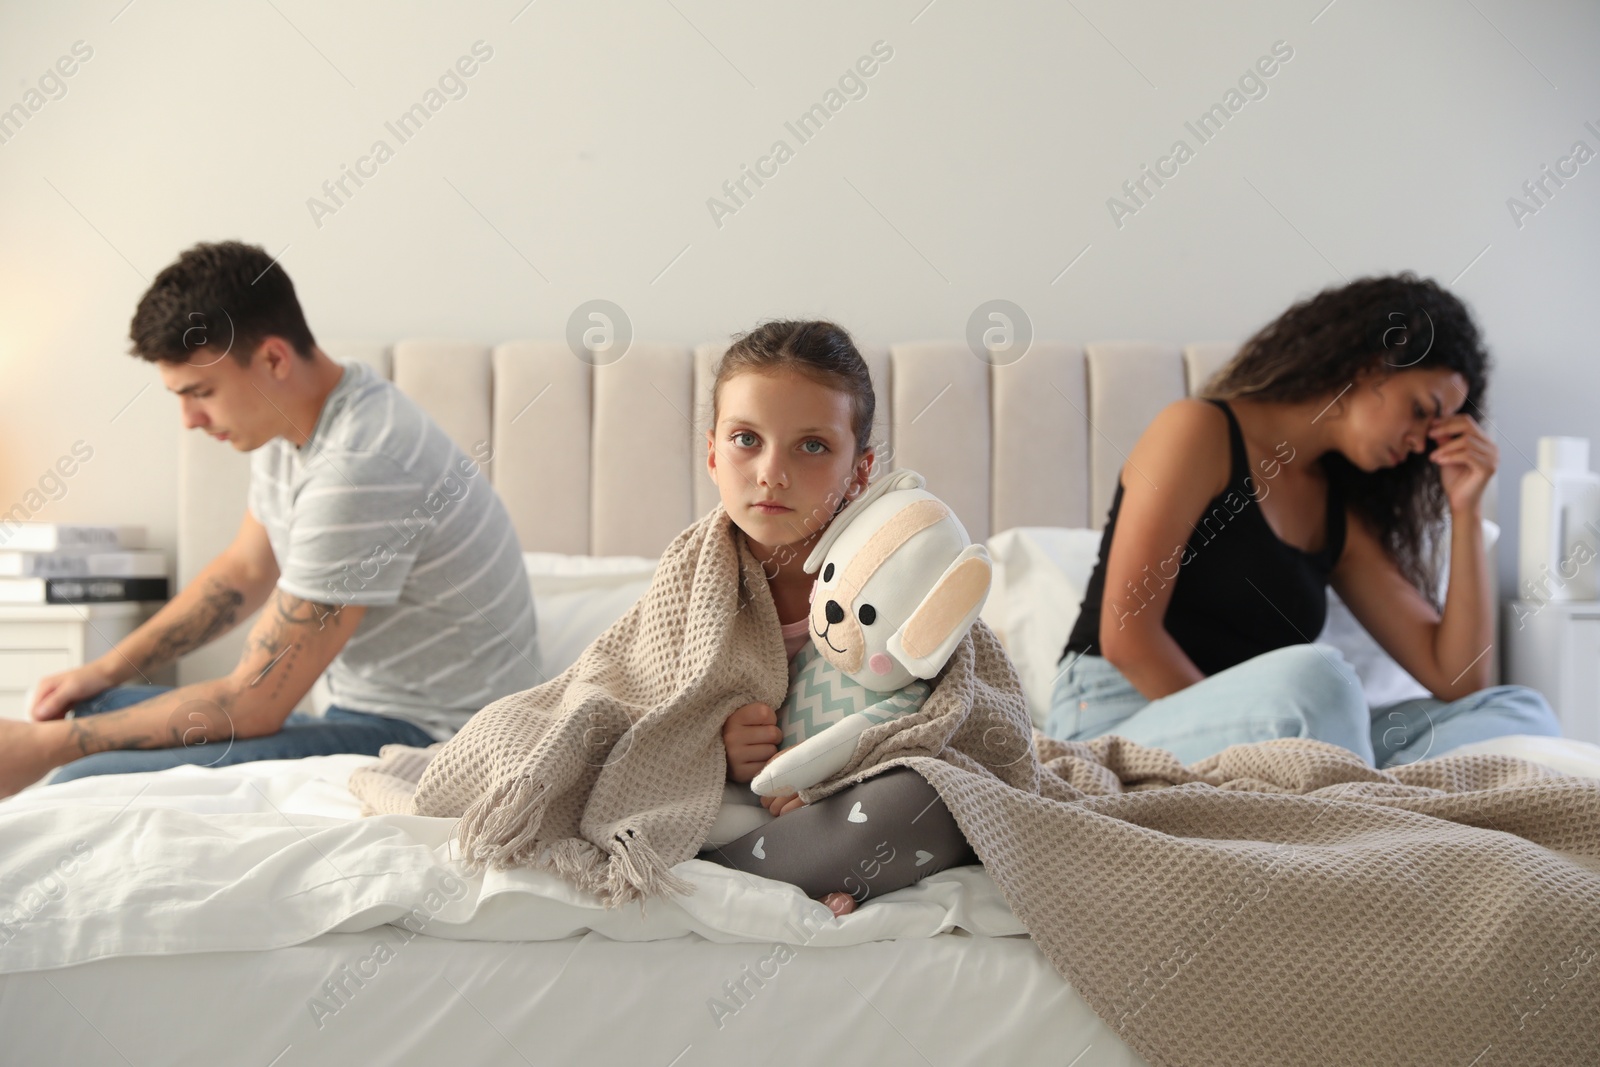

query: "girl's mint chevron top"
(777, 642), (933, 749)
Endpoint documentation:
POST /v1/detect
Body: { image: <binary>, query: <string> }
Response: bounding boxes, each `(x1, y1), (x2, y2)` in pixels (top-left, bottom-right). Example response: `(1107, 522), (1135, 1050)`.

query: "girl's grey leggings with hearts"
(700, 767), (977, 901)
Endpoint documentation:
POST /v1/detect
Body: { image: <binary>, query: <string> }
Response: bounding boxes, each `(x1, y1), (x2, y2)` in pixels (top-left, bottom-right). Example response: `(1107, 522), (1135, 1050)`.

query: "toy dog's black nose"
(824, 600), (844, 624)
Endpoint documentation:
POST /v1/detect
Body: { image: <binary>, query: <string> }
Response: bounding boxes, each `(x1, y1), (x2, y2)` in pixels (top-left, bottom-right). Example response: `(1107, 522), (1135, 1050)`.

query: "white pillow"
(523, 552), (658, 681)
(981, 527), (1105, 728)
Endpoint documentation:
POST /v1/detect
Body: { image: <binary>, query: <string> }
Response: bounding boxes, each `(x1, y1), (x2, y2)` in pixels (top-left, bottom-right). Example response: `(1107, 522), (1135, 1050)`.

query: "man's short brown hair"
(129, 240), (317, 365)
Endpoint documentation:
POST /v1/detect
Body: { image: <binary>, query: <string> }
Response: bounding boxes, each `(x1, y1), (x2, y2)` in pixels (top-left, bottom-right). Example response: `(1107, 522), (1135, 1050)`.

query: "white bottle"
(1518, 436), (1600, 602)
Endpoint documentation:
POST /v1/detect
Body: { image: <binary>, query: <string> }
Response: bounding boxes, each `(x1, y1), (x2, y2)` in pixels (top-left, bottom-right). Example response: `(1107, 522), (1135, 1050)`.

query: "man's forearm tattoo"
(67, 708), (157, 757)
(134, 578), (245, 672)
(67, 690), (240, 756)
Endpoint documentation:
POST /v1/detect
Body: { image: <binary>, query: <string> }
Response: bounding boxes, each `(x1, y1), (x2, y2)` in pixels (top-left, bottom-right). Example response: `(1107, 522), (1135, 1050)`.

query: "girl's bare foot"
(822, 892), (856, 917)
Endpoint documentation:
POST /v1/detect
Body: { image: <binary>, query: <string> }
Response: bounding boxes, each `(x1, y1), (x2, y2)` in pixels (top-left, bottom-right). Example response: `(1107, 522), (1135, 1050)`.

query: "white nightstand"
(0, 603), (156, 721)
(1504, 599), (1600, 745)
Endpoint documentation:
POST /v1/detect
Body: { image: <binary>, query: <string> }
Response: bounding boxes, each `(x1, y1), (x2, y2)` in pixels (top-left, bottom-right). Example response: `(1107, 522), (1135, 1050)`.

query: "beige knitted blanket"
(348, 504), (1600, 1066)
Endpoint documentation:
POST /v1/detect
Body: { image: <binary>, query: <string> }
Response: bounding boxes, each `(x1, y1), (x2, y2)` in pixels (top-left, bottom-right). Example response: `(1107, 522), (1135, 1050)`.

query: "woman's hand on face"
(1427, 413), (1497, 515)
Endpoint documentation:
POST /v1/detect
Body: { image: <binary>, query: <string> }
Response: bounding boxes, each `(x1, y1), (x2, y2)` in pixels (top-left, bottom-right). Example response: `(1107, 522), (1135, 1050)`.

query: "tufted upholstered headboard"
(174, 338), (1496, 686)
(172, 338), (1233, 682)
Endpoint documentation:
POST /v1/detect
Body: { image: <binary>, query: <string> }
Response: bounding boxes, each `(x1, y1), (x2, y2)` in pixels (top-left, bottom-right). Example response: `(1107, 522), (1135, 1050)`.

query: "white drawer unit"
(0, 603), (151, 721)
(1505, 599), (1600, 745)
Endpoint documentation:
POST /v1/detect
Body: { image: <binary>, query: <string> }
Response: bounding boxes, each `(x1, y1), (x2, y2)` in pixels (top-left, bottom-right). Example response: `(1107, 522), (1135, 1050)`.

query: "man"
(0, 240), (539, 796)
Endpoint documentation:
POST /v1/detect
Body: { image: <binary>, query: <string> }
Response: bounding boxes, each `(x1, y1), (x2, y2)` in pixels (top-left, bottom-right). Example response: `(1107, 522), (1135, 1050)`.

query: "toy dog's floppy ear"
(887, 544), (992, 679)
(802, 469), (926, 574)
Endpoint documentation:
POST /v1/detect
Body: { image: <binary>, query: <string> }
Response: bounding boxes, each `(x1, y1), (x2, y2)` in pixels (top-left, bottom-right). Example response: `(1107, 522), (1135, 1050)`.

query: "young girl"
(695, 320), (976, 916)
(1045, 273), (1561, 767)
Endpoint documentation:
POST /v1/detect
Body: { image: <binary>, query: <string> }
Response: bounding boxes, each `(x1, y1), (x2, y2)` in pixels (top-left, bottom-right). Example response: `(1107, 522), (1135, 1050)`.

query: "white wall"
(1, 0), (1596, 598)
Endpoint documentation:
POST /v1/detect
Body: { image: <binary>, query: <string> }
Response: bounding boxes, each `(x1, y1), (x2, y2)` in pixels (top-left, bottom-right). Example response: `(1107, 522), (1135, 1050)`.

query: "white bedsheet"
(9, 736), (1600, 978)
(2, 754), (1151, 1066)
(7, 737), (1598, 1067)
(0, 754), (1028, 977)
(5, 923), (1138, 1067)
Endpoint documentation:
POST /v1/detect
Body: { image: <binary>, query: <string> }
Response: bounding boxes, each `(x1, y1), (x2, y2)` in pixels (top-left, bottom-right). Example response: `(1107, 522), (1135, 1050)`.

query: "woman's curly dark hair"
(1200, 273), (1492, 602)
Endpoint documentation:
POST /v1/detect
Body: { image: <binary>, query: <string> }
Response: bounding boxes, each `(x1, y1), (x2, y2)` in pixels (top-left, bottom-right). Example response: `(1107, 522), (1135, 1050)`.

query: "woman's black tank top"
(1061, 398), (1346, 676)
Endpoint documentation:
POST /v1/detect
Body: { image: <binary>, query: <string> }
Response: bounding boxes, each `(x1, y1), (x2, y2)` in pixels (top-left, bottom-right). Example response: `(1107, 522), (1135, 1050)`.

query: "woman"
(1043, 273), (1560, 769)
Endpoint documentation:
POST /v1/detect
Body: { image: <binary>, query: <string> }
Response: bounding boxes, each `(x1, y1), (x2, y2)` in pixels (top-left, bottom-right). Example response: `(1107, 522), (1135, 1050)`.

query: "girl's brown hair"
(1201, 272), (1492, 602)
(707, 319), (876, 455)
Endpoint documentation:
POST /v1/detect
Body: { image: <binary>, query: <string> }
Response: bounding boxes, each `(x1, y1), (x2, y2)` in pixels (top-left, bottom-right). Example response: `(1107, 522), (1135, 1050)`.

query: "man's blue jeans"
(47, 685), (437, 785)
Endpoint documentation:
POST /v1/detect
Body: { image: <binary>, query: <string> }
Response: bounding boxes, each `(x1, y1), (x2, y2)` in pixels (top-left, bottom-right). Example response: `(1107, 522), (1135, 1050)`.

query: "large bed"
(4, 335), (1594, 1066)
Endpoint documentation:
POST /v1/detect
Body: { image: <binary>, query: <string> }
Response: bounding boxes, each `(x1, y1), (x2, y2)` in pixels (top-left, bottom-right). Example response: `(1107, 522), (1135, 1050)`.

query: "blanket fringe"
(454, 775), (550, 870)
(450, 778), (693, 907)
(604, 828), (695, 907)
(540, 836), (608, 891)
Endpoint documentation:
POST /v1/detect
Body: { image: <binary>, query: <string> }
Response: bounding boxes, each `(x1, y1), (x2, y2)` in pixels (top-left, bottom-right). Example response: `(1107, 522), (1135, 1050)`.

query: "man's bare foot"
(822, 892), (857, 917)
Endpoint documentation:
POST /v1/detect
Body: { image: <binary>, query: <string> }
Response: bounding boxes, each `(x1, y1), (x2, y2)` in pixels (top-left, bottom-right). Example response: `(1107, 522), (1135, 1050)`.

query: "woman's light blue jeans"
(47, 685), (437, 784)
(1042, 645), (1562, 770)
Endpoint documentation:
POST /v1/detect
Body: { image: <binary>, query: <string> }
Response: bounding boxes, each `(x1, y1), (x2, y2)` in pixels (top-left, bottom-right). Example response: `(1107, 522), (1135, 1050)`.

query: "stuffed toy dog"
(751, 468), (992, 797)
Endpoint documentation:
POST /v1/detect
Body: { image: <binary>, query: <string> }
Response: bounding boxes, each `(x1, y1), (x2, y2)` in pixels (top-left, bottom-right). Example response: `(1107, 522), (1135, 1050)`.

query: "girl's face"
(1336, 364), (1470, 472)
(706, 368), (874, 565)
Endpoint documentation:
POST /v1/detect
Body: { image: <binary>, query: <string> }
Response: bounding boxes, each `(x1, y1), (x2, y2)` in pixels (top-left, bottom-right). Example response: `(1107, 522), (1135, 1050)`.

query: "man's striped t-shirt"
(247, 360), (540, 739)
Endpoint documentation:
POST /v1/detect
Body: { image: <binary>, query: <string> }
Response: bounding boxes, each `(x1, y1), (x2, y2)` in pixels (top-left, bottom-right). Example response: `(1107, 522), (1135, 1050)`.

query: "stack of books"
(0, 524), (169, 605)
